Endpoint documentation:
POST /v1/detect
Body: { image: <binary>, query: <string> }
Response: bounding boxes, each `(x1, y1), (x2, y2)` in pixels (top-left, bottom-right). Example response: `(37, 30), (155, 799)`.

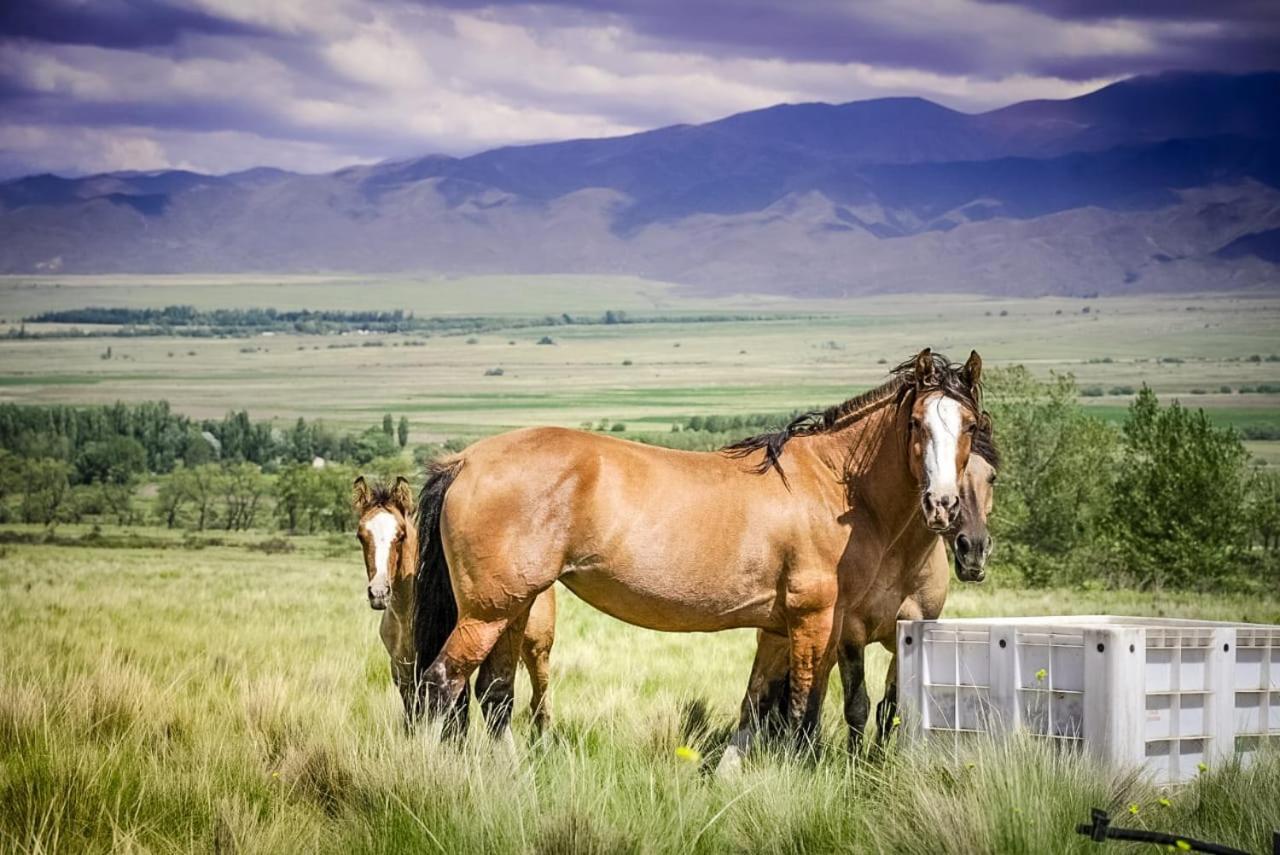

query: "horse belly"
(557, 563), (779, 633)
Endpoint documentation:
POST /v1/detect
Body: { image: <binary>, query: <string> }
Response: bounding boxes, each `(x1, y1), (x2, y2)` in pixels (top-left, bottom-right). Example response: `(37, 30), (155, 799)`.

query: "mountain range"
(1, 70), (1278, 296)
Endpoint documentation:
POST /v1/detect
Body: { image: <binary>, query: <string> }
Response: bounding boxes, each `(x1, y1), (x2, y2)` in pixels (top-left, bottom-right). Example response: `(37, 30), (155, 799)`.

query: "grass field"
(1, 535), (1278, 854)
(1, 278), (1277, 453)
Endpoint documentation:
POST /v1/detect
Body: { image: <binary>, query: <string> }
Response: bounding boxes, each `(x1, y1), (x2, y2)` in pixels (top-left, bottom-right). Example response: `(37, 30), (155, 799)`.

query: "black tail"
(413, 458), (468, 730)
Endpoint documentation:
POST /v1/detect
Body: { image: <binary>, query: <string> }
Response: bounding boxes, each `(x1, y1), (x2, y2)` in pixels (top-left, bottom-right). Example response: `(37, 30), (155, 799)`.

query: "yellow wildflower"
(1035, 668), (1047, 682)
(675, 746), (701, 763)
(1127, 803), (1140, 815)
(1175, 841), (1191, 851)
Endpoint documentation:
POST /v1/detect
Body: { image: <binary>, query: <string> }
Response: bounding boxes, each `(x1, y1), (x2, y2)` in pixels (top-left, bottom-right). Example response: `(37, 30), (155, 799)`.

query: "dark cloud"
(978, 0), (1279, 23)
(0, 0), (269, 50)
(430, 0), (1280, 80)
(1, 0), (1278, 176)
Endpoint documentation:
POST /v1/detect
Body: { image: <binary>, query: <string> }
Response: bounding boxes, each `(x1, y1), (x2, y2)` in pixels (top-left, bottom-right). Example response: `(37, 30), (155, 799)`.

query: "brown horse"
(414, 349), (983, 747)
(353, 476), (555, 735)
(743, 437), (999, 766)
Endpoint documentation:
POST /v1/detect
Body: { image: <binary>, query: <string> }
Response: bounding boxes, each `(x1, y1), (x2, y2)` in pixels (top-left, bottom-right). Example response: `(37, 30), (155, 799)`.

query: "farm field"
(1, 536), (1278, 854)
(1, 277), (1277, 462)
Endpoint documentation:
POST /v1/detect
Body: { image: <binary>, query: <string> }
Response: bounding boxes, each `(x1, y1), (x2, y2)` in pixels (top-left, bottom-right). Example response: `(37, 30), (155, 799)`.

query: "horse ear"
(913, 347), (938, 389)
(978, 410), (993, 433)
(961, 350), (983, 392)
(392, 476), (415, 514)
(352, 476), (370, 509)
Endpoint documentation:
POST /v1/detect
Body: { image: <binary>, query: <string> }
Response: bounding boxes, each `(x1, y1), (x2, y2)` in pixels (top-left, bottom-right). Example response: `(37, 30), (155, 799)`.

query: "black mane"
(365, 478), (399, 507)
(722, 351), (984, 481)
(972, 416), (1000, 470)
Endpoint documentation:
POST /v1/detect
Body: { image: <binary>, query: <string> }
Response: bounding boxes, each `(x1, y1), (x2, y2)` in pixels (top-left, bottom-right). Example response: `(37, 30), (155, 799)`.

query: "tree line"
(0, 402), (410, 472)
(15, 305), (800, 339)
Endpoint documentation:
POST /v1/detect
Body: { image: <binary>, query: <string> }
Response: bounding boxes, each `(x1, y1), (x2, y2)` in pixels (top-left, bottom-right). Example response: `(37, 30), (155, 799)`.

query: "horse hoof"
(715, 745), (744, 778)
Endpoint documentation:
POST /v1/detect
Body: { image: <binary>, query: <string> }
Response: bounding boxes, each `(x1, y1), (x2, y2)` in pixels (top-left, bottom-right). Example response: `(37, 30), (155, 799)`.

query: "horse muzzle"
(368, 587), (389, 610)
(922, 491), (958, 532)
(953, 534), (991, 582)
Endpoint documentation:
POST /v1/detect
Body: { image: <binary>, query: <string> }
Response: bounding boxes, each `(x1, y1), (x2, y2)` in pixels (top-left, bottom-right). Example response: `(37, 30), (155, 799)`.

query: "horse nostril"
(956, 534), (970, 554)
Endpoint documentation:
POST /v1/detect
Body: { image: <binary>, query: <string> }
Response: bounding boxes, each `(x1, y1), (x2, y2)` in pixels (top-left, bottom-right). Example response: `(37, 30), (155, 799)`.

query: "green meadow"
(2, 276), (1278, 450)
(1, 537), (1278, 854)
(1, 276), (1279, 852)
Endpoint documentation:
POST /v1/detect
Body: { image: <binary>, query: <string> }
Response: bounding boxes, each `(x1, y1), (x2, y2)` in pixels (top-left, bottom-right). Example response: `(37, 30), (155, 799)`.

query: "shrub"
(537, 336), (555, 345)
(1105, 388), (1252, 589)
(484, 367), (504, 376)
(1079, 386), (1104, 397)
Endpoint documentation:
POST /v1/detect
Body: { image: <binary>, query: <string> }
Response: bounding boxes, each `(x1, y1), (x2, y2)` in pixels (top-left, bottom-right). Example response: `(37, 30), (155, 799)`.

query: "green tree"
(397, 416), (409, 449)
(382, 413), (394, 438)
(186, 464), (222, 531)
(219, 462), (268, 531)
(274, 463), (355, 533)
(1250, 471), (1280, 553)
(983, 367), (1119, 585)
(0, 449), (20, 522)
(19, 458), (72, 526)
(1106, 387), (1252, 589)
(155, 467), (194, 528)
(73, 436), (147, 485)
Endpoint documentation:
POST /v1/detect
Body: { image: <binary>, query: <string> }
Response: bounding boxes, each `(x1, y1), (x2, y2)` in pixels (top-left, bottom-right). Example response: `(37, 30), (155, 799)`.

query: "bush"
(984, 367), (1119, 586)
(537, 336), (555, 345)
(610, 423), (626, 432)
(1079, 386), (1104, 397)
(1105, 388), (1252, 589)
(1108, 386), (1135, 396)
(484, 367), (504, 376)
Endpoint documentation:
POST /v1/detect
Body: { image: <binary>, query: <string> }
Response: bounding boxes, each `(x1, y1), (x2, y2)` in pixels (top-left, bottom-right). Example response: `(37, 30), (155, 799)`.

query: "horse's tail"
(413, 457), (468, 727)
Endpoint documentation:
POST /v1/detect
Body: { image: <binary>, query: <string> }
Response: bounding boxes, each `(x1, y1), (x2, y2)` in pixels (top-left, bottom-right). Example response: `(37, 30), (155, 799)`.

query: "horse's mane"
(363, 478), (399, 507)
(972, 416), (1000, 471)
(722, 351), (983, 480)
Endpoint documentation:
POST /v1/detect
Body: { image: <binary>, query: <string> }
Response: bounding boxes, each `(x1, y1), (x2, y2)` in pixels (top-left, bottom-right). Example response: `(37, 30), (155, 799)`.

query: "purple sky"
(0, 0), (1276, 178)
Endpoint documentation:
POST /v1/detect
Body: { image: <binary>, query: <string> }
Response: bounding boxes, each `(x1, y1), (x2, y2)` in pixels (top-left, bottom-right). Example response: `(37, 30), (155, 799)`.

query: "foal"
(353, 476), (556, 734)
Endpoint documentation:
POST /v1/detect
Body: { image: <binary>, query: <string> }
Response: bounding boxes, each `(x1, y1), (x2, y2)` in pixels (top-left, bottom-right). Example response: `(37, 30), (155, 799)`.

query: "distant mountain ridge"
(2, 70), (1278, 296)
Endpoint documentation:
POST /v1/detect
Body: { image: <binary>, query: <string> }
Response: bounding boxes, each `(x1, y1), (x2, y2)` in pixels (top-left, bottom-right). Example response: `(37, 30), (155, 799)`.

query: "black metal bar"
(1076, 809), (1251, 855)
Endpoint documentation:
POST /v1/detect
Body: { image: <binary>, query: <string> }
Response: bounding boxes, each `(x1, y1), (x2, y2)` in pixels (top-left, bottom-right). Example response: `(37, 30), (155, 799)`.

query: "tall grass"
(1, 540), (1277, 853)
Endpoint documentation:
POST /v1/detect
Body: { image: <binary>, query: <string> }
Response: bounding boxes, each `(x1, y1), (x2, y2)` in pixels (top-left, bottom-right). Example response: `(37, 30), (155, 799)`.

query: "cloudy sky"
(0, 0), (1276, 178)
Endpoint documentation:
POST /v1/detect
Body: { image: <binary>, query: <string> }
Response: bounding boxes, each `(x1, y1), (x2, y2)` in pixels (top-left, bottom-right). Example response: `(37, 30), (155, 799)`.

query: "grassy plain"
(1, 537), (1278, 854)
(0, 277), (1277, 458)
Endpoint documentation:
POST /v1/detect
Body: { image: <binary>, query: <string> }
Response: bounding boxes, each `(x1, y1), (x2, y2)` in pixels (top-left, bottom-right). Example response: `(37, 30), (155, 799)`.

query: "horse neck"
(391, 519), (418, 620)
(808, 396), (921, 538)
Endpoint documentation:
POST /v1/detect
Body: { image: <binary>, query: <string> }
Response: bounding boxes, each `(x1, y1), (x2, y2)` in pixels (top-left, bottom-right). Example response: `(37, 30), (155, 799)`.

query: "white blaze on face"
(922, 396), (962, 496)
(363, 510), (398, 593)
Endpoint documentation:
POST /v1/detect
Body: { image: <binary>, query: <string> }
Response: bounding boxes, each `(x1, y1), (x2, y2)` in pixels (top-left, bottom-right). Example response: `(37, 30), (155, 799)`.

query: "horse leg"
(716, 629), (789, 776)
(786, 607), (838, 757)
(475, 607), (531, 746)
(520, 592), (555, 736)
(875, 652), (900, 747)
(422, 613), (518, 739)
(838, 642), (870, 755)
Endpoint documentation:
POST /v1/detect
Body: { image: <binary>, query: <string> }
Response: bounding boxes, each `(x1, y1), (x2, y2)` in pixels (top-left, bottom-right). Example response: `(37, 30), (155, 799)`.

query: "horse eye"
(988, 474), (997, 485)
